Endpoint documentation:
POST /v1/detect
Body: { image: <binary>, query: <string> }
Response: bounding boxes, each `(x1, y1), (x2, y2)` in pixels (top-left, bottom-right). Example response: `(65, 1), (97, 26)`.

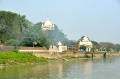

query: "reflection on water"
(83, 59), (92, 79)
(0, 57), (120, 79)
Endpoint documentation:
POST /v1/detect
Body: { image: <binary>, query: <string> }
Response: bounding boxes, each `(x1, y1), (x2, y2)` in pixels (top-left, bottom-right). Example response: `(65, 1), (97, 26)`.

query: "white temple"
(41, 18), (54, 30)
(79, 36), (93, 52)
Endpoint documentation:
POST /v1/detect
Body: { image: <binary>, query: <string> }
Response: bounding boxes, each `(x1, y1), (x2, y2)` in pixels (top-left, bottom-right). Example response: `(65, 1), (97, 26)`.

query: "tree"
(22, 22), (50, 49)
(91, 41), (101, 51)
(115, 44), (120, 52)
(100, 42), (116, 52)
(0, 11), (32, 45)
(0, 11), (18, 42)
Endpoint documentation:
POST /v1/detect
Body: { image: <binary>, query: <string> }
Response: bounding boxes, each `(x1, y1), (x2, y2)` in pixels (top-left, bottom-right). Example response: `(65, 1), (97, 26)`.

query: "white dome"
(44, 19), (52, 27)
(82, 36), (89, 42)
(41, 18), (54, 30)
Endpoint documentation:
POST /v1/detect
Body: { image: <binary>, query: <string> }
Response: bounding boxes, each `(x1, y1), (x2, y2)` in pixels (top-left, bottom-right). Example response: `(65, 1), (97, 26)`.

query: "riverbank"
(31, 51), (120, 59)
(1, 51), (120, 68)
(1, 55), (120, 79)
(0, 51), (48, 68)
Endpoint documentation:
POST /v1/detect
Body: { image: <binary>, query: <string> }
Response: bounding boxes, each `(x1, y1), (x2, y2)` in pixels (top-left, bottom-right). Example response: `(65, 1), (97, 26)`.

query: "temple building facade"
(41, 18), (54, 30)
(79, 36), (93, 52)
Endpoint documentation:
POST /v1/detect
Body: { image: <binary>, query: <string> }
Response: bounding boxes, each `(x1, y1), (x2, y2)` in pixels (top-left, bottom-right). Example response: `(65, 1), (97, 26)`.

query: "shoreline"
(0, 51), (120, 68)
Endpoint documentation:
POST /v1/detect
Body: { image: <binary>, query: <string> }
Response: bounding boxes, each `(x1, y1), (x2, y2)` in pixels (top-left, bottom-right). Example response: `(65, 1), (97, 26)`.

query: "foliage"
(45, 25), (74, 46)
(22, 23), (74, 49)
(22, 22), (50, 49)
(115, 44), (120, 52)
(0, 11), (74, 49)
(39, 57), (47, 62)
(13, 49), (19, 53)
(91, 41), (101, 51)
(0, 51), (48, 64)
(100, 42), (116, 52)
(74, 39), (80, 49)
(0, 11), (32, 45)
(5, 39), (19, 46)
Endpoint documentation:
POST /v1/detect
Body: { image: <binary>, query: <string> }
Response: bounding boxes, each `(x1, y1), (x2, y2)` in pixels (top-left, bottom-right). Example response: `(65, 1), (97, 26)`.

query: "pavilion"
(79, 36), (93, 52)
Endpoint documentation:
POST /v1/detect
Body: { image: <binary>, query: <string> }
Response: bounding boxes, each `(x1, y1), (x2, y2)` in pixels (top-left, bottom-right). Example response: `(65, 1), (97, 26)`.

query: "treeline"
(91, 41), (120, 52)
(0, 11), (74, 49)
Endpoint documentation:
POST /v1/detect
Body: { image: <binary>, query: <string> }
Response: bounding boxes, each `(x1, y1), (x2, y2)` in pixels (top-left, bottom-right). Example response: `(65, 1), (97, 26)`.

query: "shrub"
(39, 57), (47, 62)
(13, 49), (19, 53)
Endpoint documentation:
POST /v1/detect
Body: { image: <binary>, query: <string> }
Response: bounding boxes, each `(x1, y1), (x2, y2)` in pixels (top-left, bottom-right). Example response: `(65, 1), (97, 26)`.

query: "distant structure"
(79, 36), (93, 52)
(41, 18), (54, 30)
(58, 41), (62, 52)
(48, 41), (67, 53)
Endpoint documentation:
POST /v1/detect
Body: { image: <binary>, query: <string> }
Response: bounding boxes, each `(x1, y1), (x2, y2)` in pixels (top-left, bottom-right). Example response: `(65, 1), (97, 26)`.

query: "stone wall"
(0, 46), (14, 51)
(18, 46), (47, 50)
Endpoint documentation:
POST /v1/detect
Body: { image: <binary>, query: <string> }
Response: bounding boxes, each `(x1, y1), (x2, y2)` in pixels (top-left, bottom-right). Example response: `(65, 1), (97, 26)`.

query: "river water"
(0, 57), (120, 79)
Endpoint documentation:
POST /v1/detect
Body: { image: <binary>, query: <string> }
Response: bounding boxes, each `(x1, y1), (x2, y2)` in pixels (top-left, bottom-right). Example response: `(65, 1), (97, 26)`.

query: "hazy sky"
(0, 0), (120, 44)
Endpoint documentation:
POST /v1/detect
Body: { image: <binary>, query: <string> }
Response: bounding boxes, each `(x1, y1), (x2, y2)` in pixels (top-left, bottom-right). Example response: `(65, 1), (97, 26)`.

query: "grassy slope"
(0, 51), (47, 65)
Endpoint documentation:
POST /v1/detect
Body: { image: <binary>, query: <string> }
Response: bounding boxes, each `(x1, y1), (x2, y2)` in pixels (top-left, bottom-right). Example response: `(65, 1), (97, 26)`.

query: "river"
(0, 57), (120, 79)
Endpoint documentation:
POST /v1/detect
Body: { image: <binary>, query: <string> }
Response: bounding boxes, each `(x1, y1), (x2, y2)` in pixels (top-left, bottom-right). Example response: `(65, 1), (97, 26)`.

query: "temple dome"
(41, 18), (54, 30)
(82, 36), (89, 42)
(44, 18), (52, 27)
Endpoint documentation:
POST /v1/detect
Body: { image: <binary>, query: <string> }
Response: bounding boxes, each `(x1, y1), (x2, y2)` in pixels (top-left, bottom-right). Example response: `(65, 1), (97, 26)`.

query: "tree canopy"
(0, 11), (32, 45)
(22, 22), (50, 49)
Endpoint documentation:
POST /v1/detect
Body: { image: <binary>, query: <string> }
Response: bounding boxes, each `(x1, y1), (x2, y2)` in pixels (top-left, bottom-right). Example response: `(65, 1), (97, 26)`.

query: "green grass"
(0, 51), (48, 65)
(62, 56), (77, 59)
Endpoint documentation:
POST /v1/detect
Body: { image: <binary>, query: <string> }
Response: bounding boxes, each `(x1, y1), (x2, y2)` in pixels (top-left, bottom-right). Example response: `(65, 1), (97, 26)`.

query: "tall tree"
(91, 41), (101, 51)
(0, 11), (32, 45)
(22, 22), (50, 49)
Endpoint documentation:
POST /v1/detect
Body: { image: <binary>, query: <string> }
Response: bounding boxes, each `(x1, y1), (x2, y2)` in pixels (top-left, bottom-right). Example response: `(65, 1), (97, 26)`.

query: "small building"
(79, 36), (93, 52)
(48, 41), (67, 53)
(58, 41), (67, 52)
(41, 18), (54, 30)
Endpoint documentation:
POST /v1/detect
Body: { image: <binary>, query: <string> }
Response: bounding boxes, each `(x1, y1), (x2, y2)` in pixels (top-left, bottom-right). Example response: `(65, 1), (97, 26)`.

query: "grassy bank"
(0, 51), (47, 65)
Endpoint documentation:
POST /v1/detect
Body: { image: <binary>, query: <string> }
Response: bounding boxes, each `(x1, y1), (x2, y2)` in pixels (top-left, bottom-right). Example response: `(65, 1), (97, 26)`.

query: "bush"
(13, 49), (19, 53)
(5, 39), (19, 46)
(39, 57), (47, 62)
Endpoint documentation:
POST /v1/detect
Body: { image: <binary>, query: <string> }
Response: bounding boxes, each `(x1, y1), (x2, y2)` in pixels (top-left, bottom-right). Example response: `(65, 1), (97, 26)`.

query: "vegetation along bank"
(0, 51), (48, 67)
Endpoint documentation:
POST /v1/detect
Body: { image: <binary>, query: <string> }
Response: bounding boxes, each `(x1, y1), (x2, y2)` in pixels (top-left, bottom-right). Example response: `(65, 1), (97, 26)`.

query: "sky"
(0, 0), (120, 44)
